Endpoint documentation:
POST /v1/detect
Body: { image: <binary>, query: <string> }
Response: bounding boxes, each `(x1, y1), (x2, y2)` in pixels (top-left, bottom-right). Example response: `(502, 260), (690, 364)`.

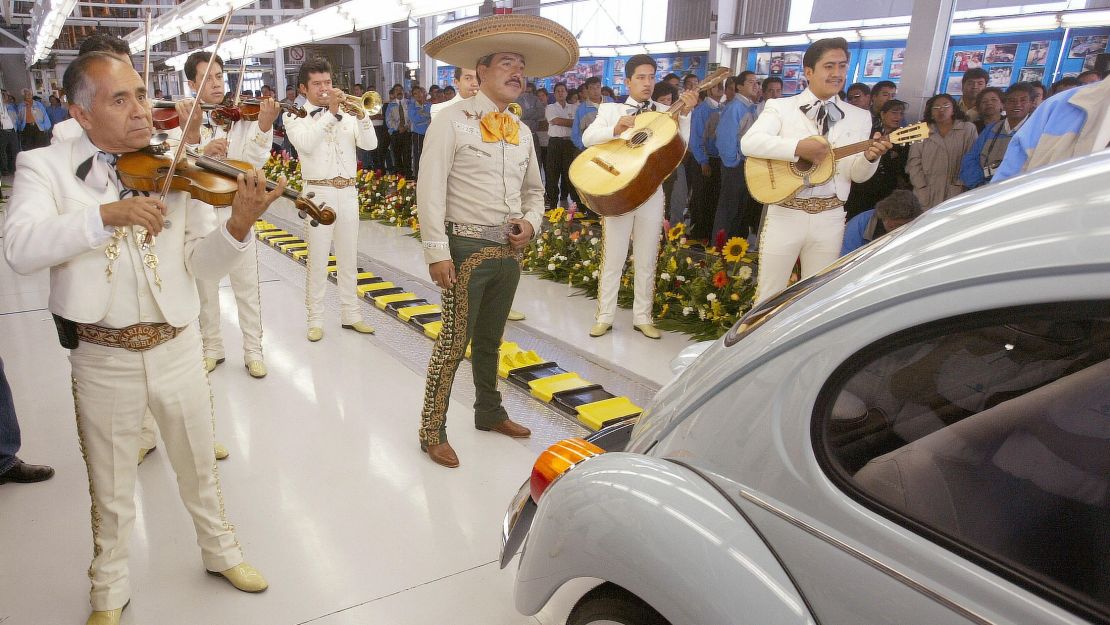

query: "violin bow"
(143, 9), (152, 93)
(157, 10), (234, 203)
(232, 21), (254, 108)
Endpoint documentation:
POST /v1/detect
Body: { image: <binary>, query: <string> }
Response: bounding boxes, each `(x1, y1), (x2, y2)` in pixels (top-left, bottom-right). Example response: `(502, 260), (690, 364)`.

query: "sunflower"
(547, 207), (566, 223)
(667, 222), (686, 241)
(723, 237), (749, 263)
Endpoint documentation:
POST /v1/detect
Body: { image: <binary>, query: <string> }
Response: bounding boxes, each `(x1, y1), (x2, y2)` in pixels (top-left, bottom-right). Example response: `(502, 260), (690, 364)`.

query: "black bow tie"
(631, 101), (655, 114)
(76, 151), (118, 182)
(310, 107), (342, 121)
(800, 101), (843, 135)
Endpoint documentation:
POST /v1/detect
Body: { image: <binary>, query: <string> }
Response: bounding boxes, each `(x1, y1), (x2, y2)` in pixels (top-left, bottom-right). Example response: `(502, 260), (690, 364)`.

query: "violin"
(150, 99), (228, 131)
(210, 99), (307, 127)
(116, 148), (336, 226)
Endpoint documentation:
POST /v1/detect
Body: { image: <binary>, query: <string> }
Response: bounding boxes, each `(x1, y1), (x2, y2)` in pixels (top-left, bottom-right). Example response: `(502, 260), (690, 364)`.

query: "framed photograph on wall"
(890, 61), (903, 78)
(783, 79), (799, 94)
(1084, 53), (1101, 71)
(1018, 66), (1045, 83)
(1026, 41), (1049, 66)
(892, 48), (905, 61)
(988, 66), (1012, 87)
(784, 66), (799, 79)
(783, 51), (803, 65)
(950, 49), (985, 73)
(864, 50), (885, 77)
(1070, 35), (1107, 58)
(985, 43), (1018, 64)
(770, 53), (785, 75)
(946, 75), (964, 95)
(755, 52), (771, 75)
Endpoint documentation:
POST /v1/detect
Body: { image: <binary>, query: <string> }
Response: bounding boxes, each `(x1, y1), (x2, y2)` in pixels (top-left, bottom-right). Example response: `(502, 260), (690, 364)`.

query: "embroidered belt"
(75, 322), (182, 352)
(304, 176), (355, 189)
(447, 221), (511, 244)
(779, 195), (844, 214)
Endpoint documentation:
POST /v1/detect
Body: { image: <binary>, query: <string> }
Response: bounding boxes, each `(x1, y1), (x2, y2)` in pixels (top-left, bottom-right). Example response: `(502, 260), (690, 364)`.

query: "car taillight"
(530, 438), (605, 503)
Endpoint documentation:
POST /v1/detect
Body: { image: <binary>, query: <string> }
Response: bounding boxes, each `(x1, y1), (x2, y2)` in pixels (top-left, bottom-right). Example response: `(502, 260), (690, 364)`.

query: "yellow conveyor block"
(423, 321), (442, 339)
(357, 281), (396, 295)
(292, 249), (310, 259)
(528, 372), (593, 403)
(575, 397), (641, 431)
(258, 231), (291, 240)
(497, 344), (546, 379)
(398, 304), (441, 321)
(356, 272), (377, 280)
(278, 241), (307, 251)
(373, 293), (420, 309)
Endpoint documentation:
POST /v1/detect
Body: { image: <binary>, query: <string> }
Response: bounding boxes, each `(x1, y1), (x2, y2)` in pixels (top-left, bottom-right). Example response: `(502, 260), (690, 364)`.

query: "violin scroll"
(295, 195), (335, 226)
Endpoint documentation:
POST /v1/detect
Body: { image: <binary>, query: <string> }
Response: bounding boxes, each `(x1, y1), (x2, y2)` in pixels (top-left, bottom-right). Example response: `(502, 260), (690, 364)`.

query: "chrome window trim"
(737, 489), (997, 625)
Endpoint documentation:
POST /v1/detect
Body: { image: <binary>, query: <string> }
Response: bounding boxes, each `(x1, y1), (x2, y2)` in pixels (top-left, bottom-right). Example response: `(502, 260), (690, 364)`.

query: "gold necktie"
(480, 111), (520, 145)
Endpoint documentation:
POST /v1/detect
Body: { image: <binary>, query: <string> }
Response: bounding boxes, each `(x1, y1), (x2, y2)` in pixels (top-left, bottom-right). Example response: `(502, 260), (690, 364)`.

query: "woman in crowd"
(974, 87), (1004, 132)
(907, 93), (978, 209)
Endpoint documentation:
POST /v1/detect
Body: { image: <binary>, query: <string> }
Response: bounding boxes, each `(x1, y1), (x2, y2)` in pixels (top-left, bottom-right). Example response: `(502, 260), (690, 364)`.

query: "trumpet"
(331, 91), (383, 118)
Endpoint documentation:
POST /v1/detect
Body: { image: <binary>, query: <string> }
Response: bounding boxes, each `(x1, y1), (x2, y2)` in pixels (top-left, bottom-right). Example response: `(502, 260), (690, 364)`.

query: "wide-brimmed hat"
(423, 14), (578, 78)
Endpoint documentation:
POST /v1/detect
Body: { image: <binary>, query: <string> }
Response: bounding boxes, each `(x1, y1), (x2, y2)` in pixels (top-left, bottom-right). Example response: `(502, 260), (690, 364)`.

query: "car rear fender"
(514, 453), (815, 625)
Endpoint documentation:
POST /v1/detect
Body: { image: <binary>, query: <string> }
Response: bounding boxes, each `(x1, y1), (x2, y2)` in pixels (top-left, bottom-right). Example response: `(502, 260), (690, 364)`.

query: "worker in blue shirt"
(407, 85), (432, 178)
(571, 77), (605, 151)
(688, 83), (723, 239)
(713, 71), (761, 240)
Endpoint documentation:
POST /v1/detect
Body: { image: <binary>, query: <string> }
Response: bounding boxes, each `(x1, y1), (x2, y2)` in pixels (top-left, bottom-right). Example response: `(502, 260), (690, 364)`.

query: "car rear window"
(814, 302), (1110, 624)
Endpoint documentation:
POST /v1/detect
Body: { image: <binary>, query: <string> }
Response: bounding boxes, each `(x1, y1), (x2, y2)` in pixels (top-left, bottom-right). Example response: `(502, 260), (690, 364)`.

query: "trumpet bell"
(361, 91), (383, 116)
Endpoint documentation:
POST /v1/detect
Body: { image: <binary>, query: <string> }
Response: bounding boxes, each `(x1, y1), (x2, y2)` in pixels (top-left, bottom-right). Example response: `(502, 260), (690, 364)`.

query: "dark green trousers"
(419, 235), (521, 446)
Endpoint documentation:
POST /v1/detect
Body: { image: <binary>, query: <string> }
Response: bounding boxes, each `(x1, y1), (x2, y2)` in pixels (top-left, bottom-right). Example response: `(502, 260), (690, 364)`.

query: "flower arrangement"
(358, 170), (416, 226)
(262, 152), (302, 191)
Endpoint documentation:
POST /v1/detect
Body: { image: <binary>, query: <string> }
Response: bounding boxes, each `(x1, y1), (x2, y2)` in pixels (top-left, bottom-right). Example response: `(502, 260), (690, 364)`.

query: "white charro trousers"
(70, 325), (243, 611)
(304, 184), (363, 327)
(753, 204), (846, 305)
(596, 188), (664, 327)
(197, 205), (264, 364)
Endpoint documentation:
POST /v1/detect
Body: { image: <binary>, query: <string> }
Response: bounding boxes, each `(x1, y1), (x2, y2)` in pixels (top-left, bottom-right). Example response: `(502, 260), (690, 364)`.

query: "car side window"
(814, 302), (1110, 623)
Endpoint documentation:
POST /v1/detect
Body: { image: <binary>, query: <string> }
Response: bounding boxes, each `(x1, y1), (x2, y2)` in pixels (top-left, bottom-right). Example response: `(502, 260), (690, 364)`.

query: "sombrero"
(423, 14), (578, 78)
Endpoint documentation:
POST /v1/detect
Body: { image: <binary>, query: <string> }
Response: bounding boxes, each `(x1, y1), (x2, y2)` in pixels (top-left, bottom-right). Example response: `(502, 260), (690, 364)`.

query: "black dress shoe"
(0, 459), (55, 484)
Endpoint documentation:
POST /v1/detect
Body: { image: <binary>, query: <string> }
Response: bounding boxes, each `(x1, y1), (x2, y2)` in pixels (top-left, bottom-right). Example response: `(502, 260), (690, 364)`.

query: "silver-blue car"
(501, 150), (1110, 625)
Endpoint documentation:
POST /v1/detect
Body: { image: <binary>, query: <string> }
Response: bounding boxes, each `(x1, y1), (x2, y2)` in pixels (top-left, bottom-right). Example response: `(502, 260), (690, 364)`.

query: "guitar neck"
(831, 136), (880, 161)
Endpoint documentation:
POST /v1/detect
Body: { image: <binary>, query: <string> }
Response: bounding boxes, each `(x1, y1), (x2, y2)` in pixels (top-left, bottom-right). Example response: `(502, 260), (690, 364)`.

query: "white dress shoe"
(589, 322), (612, 337)
(246, 360), (267, 378)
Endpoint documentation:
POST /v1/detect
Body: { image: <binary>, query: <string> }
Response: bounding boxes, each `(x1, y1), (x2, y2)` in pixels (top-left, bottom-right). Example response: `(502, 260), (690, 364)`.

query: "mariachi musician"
(582, 54), (697, 340)
(3, 53), (281, 625)
(415, 14), (576, 468)
(173, 50), (279, 379)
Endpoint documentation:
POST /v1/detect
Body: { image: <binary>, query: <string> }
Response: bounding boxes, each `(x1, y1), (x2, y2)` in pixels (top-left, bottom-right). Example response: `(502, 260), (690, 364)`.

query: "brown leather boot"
(477, 419), (531, 438)
(421, 441), (460, 468)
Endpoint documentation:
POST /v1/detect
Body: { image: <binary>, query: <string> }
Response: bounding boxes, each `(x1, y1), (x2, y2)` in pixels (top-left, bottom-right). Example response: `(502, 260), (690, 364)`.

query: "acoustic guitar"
(744, 122), (929, 205)
(569, 68), (732, 217)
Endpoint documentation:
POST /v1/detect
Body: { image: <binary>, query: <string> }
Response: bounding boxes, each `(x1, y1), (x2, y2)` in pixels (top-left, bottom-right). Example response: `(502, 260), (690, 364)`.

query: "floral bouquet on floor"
(522, 206), (616, 294)
(263, 152), (302, 192)
(653, 227), (757, 341)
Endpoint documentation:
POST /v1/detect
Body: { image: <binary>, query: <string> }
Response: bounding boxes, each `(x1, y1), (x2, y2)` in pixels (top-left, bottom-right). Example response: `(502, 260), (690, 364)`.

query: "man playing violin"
(582, 54), (697, 340)
(284, 57), (378, 342)
(3, 52), (283, 625)
(173, 51), (280, 379)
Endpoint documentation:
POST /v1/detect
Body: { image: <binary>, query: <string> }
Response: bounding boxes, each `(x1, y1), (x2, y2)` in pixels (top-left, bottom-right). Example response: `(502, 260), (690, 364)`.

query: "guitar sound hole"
(794, 159), (814, 174)
(628, 129), (652, 147)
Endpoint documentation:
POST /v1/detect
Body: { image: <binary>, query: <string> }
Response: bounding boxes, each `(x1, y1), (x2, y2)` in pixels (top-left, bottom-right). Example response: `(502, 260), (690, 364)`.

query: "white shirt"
(430, 93), (465, 119)
(0, 105), (13, 131)
(283, 106), (378, 180)
(51, 117), (83, 144)
(545, 101), (575, 139)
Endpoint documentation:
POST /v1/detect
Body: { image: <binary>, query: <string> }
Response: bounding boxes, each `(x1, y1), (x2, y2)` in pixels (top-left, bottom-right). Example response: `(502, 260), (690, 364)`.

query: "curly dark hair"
(297, 57), (332, 90)
(923, 93), (966, 124)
